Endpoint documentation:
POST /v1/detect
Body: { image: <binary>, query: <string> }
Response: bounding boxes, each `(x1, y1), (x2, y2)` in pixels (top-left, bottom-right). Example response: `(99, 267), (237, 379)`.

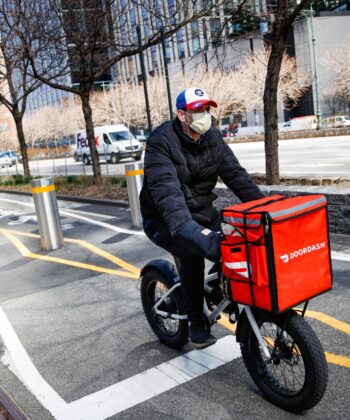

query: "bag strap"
(241, 195), (288, 215)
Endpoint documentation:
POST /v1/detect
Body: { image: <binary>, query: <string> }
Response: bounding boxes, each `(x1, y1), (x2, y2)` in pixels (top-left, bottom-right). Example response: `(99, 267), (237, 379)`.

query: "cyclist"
(140, 87), (264, 348)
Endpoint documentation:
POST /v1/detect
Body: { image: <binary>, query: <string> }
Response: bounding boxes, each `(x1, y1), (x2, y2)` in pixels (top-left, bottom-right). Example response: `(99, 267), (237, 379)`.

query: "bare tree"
(92, 52), (308, 134)
(0, 4), (42, 176)
(5, 0), (232, 183)
(238, 48), (309, 112)
(263, 0), (310, 185)
(0, 125), (17, 151)
(23, 100), (83, 145)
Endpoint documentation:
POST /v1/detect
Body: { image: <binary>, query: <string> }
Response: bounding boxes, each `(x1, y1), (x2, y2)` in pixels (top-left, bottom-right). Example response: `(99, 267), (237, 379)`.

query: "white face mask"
(187, 111), (212, 134)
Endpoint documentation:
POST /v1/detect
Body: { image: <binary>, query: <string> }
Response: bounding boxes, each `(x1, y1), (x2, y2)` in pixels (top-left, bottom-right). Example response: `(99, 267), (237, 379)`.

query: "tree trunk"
(81, 92), (102, 183)
(263, 2), (290, 185)
(14, 113), (30, 177)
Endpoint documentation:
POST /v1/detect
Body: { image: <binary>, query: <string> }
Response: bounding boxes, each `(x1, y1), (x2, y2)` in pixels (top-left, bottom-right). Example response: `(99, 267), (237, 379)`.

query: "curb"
(0, 189), (130, 208)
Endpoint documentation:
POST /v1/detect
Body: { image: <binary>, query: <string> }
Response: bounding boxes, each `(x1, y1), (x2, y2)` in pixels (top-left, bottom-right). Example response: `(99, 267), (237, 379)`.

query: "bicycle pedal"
(227, 302), (240, 324)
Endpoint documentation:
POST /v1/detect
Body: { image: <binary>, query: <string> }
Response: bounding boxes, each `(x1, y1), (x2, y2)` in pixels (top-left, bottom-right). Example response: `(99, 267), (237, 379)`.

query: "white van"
(322, 115), (350, 129)
(74, 124), (142, 165)
(279, 115), (317, 132)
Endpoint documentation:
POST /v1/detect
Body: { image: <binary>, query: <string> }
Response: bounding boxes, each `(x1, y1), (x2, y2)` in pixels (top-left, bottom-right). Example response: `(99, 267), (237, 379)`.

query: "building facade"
(293, 12), (350, 118)
(22, 1), (350, 127)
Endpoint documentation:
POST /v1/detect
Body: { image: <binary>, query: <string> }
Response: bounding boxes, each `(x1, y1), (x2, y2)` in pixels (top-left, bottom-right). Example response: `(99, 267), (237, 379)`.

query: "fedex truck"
(74, 124), (142, 165)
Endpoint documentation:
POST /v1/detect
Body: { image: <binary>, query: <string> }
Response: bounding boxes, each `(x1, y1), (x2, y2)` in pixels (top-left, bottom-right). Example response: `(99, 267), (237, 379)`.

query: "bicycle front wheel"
(240, 310), (328, 412)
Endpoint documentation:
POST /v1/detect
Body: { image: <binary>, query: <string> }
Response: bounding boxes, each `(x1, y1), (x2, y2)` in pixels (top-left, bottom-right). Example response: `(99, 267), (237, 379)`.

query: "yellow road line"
(0, 229), (31, 256)
(296, 308), (350, 335)
(0, 229), (38, 239)
(0, 228), (139, 279)
(218, 313), (237, 333)
(325, 352), (350, 368)
(1, 228), (140, 276)
(70, 238), (140, 275)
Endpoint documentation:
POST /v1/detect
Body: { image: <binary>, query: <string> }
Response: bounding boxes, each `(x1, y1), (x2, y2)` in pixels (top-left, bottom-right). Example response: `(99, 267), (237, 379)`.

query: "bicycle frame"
(153, 275), (272, 358)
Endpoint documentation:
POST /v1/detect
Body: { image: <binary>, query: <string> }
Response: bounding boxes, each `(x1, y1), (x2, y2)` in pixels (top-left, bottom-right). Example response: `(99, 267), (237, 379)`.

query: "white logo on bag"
(280, 241), (326, 264)
(225, 261), (252, 278)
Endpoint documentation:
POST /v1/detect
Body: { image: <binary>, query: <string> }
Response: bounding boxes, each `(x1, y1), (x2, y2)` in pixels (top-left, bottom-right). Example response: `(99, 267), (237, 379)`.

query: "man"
(140, 87), (264, 348)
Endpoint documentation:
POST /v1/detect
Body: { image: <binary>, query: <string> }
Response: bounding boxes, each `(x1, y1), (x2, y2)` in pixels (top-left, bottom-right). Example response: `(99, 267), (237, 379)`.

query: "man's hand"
(176, 220), (221, 261)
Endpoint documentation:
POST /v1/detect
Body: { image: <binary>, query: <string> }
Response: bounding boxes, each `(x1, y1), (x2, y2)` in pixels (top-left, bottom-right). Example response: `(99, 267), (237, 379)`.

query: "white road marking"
(59, 207), (116, 220)
(0, 197), (145, 236)
(0, 307), (69, 419)
(60, 209), (145, 236)
(61, 223), (76, 231)
(0, 304), (240, 419)
(7, 215), (37, 225)
(331, 251), (350, 262)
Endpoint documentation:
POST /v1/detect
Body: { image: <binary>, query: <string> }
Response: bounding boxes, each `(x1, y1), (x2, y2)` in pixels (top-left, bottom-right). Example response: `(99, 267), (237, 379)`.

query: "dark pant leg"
(178, 254), (205, 320)
(143, 218), (205, 320)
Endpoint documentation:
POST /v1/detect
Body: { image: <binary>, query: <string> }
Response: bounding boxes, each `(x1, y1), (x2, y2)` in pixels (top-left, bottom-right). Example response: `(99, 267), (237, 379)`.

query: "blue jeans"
(143, 216), (221, 321)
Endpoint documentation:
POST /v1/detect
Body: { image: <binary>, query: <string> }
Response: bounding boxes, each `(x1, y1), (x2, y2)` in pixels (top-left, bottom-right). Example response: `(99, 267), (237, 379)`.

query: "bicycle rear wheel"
(239, 310), (328, 412)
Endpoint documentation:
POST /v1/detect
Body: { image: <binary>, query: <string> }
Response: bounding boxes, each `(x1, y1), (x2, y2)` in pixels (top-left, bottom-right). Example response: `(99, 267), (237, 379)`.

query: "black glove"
(176, 219), (222, 262)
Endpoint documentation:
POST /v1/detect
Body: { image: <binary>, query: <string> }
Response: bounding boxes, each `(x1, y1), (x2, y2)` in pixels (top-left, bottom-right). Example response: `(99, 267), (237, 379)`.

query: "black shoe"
(188, 319), (217, 349)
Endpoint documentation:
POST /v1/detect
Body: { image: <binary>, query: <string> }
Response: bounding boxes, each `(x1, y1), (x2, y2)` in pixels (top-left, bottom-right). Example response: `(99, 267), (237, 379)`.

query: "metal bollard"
(31, 178), (64, 250)
(125, 162), (144, 227)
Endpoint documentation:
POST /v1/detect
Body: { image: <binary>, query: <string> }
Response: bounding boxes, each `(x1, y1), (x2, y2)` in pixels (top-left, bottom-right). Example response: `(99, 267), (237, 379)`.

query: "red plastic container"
(221, 194), (333, 313)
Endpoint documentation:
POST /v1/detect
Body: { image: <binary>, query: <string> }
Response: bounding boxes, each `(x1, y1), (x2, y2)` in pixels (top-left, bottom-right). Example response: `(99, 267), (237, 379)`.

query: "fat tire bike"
(140, 256), (328, 413)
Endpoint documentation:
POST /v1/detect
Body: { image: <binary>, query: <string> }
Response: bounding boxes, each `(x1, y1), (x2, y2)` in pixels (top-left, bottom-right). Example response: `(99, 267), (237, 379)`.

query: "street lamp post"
(136, 25), (152, 134)
(309, 4), (322, 129)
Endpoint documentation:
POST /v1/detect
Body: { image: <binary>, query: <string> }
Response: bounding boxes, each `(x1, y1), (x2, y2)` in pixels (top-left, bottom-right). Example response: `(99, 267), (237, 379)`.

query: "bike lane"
(0, 193), (349, 419)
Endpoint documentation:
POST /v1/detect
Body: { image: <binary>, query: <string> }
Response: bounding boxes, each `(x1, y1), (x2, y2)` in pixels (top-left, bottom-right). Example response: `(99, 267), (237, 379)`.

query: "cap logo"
(194, 89), (204, 96)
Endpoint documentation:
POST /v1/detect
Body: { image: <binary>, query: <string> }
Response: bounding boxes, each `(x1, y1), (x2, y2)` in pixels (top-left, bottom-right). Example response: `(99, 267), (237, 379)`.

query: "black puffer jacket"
(140, 118), (263, 236)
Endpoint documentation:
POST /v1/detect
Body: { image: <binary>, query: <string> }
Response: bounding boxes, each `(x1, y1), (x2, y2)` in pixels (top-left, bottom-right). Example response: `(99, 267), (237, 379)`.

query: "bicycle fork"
(244, 306), (271, 358)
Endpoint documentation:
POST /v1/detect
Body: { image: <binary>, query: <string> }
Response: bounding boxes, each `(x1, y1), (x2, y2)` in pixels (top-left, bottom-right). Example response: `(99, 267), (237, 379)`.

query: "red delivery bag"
(221, 194), (333, 313)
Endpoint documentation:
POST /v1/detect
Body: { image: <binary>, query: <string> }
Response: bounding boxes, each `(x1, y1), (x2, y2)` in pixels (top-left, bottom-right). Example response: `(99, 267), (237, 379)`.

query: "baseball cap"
(176, 87), (218, 110)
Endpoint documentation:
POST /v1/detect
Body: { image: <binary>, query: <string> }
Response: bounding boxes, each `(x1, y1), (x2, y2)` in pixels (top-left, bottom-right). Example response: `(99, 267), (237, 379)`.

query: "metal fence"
(0, 147), (138, 178)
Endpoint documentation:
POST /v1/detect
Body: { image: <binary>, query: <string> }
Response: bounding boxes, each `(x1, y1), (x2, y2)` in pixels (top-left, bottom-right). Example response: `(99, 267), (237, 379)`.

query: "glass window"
(223, 0), (234, 15)
(150, 45), (158, 67)
(130, 8), (137, 40)
(191, 21), (201, 54)
(202, 19), (209, 50)
(210, 18), (221, 48)
(164, 41), (172, 63)
(109, 131), (135, 141)
(176, 28), (186, 59)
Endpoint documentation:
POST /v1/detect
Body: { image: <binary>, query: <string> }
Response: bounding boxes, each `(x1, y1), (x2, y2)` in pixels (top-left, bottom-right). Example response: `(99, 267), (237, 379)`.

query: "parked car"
(4, 150), (18, 165)
(322, 115), (350, 129)
(0, 152), (12, 168)
(235, 125), (265, 137)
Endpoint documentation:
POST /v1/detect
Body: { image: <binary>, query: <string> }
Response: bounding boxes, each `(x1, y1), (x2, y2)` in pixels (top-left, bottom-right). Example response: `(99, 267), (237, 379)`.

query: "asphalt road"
(1, 134), (350, 179)
(0, 192), (349, 419)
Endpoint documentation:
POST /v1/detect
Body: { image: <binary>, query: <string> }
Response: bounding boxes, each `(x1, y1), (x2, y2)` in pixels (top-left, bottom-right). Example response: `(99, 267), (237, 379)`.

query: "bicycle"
(140, 230), (328, 413)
